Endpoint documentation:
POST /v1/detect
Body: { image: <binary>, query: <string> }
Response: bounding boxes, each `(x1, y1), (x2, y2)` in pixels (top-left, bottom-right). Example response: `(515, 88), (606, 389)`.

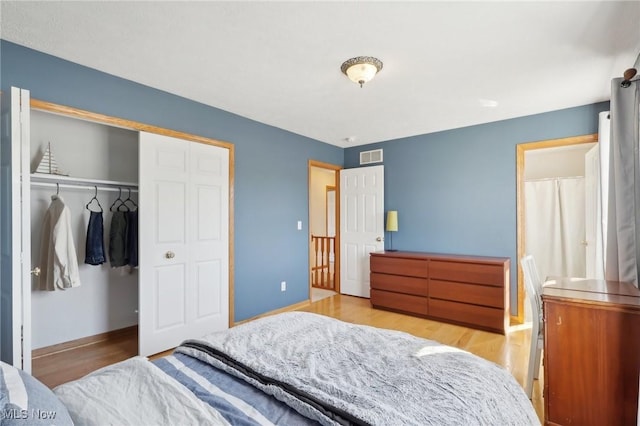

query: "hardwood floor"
(32, 326), (138, 389)
(32, 294), (543, 422)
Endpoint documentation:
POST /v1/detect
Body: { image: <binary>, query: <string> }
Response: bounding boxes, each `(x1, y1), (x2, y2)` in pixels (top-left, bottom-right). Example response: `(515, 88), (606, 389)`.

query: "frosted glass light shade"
(346, 63), (378, 85)
(341, 56), (383, 87)
(386, 211), (398, 232)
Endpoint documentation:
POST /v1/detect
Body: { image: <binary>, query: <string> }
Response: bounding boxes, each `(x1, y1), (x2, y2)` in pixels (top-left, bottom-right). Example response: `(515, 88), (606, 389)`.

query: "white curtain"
(525, 177), (586, 284)
(603, 77), (640, 287)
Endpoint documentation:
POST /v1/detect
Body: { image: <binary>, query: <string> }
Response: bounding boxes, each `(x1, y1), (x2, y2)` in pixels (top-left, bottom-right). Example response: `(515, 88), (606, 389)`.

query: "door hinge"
(20, 325), (24, 368)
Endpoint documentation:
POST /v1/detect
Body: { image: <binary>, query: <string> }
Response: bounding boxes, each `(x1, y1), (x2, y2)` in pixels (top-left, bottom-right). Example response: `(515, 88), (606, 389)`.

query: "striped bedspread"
(153, 353), (318, 426)
(54, 312), (539, 426)
(54, 353), (316, 426)
(177, 312), (540, 426)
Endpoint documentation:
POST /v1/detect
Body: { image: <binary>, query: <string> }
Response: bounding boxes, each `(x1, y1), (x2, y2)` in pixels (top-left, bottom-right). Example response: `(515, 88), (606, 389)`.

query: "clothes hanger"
(110, 188), (127, 212)
(85, 186), (103, 212)
(122, 188), (138, 211)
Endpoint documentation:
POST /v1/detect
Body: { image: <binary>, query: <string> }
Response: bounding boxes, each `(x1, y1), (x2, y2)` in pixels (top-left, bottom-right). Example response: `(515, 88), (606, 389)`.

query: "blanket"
(177, 312), (539, 426)
(54, 356), (230, 426)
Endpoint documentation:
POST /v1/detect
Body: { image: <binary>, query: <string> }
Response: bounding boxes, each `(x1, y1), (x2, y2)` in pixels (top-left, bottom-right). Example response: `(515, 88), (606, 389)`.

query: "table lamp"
(386, 210), (398, 252)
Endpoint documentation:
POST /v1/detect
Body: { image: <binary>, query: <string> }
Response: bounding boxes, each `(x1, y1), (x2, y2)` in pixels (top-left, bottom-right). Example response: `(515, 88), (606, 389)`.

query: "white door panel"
(190, 142), (228, 331)
(139, 132), (228, 356)
(156, 182), (187, 243)
(196, 260), (222, 318)
(5, 87), (32, 371)
(156, 266), (187, 329)
(585, 144), (603, 279)
(340, 165), (384, 297)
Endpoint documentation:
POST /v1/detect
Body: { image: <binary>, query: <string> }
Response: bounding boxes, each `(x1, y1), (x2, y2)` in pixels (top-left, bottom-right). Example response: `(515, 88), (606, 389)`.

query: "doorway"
(308, 160), (340, 302)
(515, 133), (598, 323)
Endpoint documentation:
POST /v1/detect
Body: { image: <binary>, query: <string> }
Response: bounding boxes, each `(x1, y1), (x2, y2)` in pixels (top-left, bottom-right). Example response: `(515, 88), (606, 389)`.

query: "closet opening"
(30, 109), (140, 386)
(10, 94), (233, 384)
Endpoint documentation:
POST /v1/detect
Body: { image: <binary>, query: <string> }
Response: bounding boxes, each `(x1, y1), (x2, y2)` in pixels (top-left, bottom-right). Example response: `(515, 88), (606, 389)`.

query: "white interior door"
(5, 87), (32, 371)
(139, 132), (229, 356)
(340, 165), (384, 297)
(585, 143), (603, 279)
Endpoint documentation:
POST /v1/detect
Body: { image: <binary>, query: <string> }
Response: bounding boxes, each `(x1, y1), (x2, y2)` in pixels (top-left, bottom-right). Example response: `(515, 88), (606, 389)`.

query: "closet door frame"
(27, 98), (235, 354)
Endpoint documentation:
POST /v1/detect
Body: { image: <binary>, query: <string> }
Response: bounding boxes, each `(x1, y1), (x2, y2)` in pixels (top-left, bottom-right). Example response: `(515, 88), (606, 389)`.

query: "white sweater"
(38, 195), (81, 291)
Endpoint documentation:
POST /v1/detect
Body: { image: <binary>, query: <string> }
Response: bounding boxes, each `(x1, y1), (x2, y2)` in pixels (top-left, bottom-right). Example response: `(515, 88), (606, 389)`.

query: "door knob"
(376, 236), (382, 242)
(165, 251), (175, 259)
(31, 267), (41, 276)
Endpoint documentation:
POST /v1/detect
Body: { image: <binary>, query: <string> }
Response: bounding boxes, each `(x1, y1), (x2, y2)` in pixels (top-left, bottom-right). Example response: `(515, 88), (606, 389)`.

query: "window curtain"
(525, 177), (586, 284)
(604, 76), (640, 287)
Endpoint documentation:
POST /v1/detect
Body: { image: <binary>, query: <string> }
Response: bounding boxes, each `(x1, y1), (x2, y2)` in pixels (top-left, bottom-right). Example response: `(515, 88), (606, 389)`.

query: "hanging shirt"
(38, 195), (82, 291)
(109, 210), (128, 267)
(126, 209), (138, 268)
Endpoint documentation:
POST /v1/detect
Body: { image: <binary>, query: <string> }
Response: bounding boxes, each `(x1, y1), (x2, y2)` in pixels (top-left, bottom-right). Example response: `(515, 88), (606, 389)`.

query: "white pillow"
(0, 361), (73, 425)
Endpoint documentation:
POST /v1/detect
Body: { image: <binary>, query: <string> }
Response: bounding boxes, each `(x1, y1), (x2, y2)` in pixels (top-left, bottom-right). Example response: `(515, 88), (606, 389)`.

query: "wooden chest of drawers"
(542, 278), (640, 426)
(370, 251), (510, 334)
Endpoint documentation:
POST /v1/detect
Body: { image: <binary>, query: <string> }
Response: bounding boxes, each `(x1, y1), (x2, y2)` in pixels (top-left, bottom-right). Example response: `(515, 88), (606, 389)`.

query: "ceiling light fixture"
(341, 56), (383, 88)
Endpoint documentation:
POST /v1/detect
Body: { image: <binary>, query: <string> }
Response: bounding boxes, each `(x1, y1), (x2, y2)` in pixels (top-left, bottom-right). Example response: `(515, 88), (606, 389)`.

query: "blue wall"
(345, 102), (609, 313)
(0, 40), (343, 322)
(1, 39), (610, 326)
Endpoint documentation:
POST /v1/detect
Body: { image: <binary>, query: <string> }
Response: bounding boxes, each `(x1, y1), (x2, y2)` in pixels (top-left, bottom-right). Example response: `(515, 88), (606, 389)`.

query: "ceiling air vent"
(360, 149), (383, 165)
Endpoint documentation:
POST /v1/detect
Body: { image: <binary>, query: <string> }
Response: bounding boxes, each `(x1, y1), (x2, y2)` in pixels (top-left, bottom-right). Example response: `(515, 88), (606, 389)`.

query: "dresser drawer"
(370, 256), (428, 278)
(430, 280), (504, 308)
(430, 261), (504, 287)
(371, 273), (428, 296)
(429, 298), (504, 333)
(371, 289), (428, 316)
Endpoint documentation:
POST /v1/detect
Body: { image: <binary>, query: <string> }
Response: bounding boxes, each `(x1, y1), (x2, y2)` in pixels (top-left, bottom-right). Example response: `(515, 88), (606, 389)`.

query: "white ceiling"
(2, 1), (639, 148)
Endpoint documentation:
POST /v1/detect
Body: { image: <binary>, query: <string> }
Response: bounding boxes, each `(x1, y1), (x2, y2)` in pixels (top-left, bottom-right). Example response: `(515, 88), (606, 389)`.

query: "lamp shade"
(340, 56), (383, 87)
(345, 63), (378, 85)
(386, 211), (398, 232)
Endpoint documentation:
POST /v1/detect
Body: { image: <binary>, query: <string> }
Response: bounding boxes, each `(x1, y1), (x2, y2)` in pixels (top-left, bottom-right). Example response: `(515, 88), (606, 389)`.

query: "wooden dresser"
(542, 278), (640, 426)
(369, 251), (510, 334)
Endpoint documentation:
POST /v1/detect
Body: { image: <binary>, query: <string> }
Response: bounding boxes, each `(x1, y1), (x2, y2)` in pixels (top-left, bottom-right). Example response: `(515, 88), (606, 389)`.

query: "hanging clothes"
(109, 210), (128, 267)
(85, 211), (106, 265)
(126, 209), (138, 268)
(38, 195), (82, 291)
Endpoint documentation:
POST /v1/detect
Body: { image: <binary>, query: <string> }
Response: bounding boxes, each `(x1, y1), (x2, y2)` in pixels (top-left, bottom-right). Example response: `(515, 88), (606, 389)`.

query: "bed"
(3, 312), (540, 425)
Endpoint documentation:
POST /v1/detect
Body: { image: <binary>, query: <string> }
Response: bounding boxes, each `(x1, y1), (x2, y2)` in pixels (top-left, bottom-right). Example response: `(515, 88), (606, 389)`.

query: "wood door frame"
(325, 185), (336, 236)
(515, 133), (598, 323)
(29, 99), (236, 327)
(308, 160), (342, 296)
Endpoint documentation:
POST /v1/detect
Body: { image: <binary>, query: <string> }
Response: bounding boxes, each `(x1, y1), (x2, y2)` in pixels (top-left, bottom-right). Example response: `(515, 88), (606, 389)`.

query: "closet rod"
(31, 181), (139, 193)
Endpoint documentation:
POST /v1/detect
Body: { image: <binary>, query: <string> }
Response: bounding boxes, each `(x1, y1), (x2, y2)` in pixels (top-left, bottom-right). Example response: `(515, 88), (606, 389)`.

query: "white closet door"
(340, 165), (384, 298)
(139, 132), (229, 356)
(4, 87), (32, 371)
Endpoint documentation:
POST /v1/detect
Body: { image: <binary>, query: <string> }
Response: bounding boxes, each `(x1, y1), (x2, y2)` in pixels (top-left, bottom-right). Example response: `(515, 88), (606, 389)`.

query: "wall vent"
(360, 149), (383, 165)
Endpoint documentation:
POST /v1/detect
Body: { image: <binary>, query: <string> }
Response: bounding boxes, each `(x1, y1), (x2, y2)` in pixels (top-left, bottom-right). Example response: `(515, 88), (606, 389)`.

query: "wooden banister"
(311, 235), (335, 290)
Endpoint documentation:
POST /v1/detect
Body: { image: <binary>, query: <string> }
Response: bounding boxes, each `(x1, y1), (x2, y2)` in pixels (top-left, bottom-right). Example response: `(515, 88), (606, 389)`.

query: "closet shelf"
(30, 173), (138, 193)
